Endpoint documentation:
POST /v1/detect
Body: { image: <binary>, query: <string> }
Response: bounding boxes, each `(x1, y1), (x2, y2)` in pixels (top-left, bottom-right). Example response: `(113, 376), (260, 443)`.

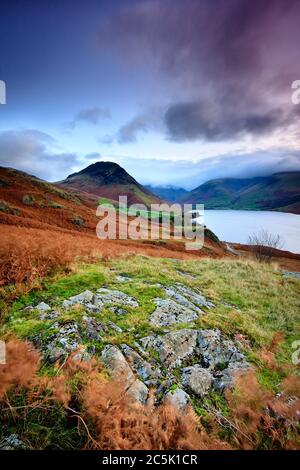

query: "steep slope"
(58, 161), (161, 207)
(180, 172), (300, 214)
(145, 184), (187, 202)
(0, 166), (98, 233)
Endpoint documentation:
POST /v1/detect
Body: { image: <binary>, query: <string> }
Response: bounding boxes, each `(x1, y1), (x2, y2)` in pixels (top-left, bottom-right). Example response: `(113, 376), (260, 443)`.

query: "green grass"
(2, 255), (299, 379)
(1, 254), (299, 449)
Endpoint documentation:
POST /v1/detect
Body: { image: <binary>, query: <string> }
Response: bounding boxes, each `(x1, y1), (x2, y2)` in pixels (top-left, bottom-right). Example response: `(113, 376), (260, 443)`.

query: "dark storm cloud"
(0, 129), (79, 181)
(164, 103), (288, 142)
(68, 107), (110, 129)
(97, 0), (300, 142)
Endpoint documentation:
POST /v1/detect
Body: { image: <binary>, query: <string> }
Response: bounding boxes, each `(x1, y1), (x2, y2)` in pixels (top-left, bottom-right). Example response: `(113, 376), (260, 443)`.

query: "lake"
(199, 210), (300, 254)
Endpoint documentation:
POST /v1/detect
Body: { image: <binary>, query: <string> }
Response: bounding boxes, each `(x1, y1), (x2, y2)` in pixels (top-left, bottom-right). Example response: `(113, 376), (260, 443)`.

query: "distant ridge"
(145, 184), (187, 202)
(180, 172), (300, 214)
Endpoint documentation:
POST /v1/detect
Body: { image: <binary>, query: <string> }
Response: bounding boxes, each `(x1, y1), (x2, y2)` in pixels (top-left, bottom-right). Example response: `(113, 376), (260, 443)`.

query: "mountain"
(180, 172), (300, 214)
(145, 184), (187, 202)
(58, 161), (161, 207)
(0, 166), (98, 232)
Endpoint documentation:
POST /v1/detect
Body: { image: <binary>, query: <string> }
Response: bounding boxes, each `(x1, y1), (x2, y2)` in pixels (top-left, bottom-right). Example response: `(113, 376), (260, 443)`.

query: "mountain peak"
(66, 161), (137, 185)
(59, 161), (160, 206)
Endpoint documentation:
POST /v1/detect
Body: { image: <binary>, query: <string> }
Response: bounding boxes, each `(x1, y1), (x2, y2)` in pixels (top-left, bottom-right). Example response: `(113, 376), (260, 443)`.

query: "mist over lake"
(201, 210), (300, 254)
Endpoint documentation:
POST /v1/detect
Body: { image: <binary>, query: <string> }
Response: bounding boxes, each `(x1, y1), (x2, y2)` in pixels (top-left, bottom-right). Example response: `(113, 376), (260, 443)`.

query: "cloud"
(117, 114), (149, 143)
(0, 129), (79, 181)
(164, 103), (293, 142)
(104, 150), (300, 189)
(68, 106), (110, 129)
(99, 109), (163, 145)
(97, 0), (300, 143)
(85, 152), (101, 160)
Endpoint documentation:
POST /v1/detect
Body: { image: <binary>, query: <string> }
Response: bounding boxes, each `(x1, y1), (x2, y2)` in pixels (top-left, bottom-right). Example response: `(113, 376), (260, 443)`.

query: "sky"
(0, 0), (299, 189)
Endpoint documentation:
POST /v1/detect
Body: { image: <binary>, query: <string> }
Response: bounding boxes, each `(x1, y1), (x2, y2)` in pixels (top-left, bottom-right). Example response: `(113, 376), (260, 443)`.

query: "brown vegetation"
(0, 340), (299, 450)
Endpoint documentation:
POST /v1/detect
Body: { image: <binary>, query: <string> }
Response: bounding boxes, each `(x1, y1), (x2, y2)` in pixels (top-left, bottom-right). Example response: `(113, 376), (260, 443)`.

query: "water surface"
(199, 210), (300, 254)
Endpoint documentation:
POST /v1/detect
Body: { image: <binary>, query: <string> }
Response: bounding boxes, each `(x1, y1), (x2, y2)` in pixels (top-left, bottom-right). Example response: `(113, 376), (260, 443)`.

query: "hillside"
(1, 256), (300, 450)
(145, 184), (187, 202)
(180, 172), (300, 214)
(58, 161), (161, 207)
(0, 166), (99, 233)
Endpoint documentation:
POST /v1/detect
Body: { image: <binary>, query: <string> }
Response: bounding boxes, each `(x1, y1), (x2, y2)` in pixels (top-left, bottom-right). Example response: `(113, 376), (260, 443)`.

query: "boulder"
(96, 288), (139, 308)
(149, 299), (198, 327)
(81, 316), (107, 340)
(140, 329), (198, 368)
(0, 434), (28, 450)
(126, 379), (149, 404)
(101, 345), (135, 388)
(182, 365), (213, 397)
(164, 388), (190, 412)
(120, 344), (161, 384)
(35, 301), (51, 312)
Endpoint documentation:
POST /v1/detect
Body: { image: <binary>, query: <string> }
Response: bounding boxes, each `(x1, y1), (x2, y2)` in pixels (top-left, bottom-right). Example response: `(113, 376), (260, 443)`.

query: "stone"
(37, 320), (82, 363)
(35, 301), (51, 312)
(48, 347), (65, 363)
(107, 321), (123, 333)
(120, 344), (161, 384)
(173, 283), (214, 309)
(164, 388), (190, 412)
(109, 306), (128, 316)
(213, 363), (249, 392)
(126, 379), (149, 404)
(115, 274), (131, 282)
(96, 288), (139, 308)
(62, 290), (98, 311)
(81, 316), (107, 340)
(197, 329), (248, 370)
(149, 299), (198, 327)
(162, 286), (204, 313)
(140, 329), (198, 368)
(101, 345), (135, 388)
(0, 434), (28, 450)
(39, 310), (59, 320)
(182, 365), (213, 397)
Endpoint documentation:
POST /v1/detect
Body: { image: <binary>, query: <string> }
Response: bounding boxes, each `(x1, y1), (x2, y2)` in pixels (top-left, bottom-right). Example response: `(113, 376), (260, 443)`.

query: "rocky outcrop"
(182, 365), (212, 397)
(26, 283), (249, 407)
(140, 329), (198, 368)
(149, 299), (199, 327)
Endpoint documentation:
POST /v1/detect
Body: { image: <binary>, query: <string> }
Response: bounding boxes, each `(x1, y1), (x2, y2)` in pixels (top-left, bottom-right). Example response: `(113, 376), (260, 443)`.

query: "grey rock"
(107, 321), (123, 333)
(182, 365), (213, 397)
(81, 316), (107, 340)
(101, 345), (135, 387)
(39, 310), (60, 320)
(141, 329), (198, 368)
(115, 274), (131, 282)
(96, 288), (139, 308)
(72, 349), (92, 362)
(0, 434), (28, 450)
(37, 320), (82, 363)
(197, 329), (248, 370)
(164, 388), (190, 412)
(120, 344), (161, 384)
(109, 306), (128, 316)
(213, 363), (250, 392)
(173, 283), (214, 309)
(149, 299), (198, 327)
(282, 271), (300, 280)
(35, 301), (51, 312)
(126, 379), (149, 404)
(62, 290), (100, 313)
(162, 286), (204, 313)
(48, 346), (65, 363)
